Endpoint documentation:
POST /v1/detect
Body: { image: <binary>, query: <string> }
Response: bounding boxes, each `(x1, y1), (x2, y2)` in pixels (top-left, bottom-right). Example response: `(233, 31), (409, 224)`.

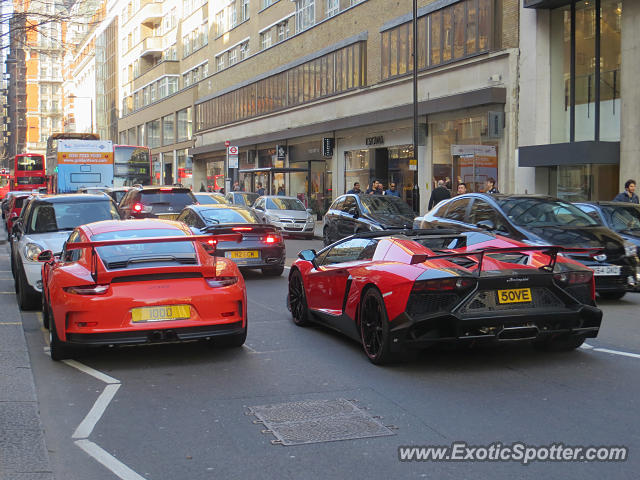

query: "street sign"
(228, 155), (239, 168)
(322, 138), (334, 157)
(409, 159), (417, 171)
(227, 145), (238, 155)
(276, 145), (286, 160)
(225, 140), (230, 147)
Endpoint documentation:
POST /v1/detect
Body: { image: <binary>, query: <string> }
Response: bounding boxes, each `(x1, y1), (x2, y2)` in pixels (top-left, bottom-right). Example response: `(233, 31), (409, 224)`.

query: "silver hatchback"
(252, 196), (315, 238)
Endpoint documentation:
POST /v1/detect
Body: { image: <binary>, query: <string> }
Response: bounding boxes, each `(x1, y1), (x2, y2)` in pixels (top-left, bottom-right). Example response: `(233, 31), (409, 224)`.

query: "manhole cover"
(248, 399), (396, 446)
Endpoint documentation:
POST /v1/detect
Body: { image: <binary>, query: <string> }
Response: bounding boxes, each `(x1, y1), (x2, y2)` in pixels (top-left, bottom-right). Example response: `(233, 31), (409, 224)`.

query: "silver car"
(252, 196), (315, 238)
(10, 194), (120, 310)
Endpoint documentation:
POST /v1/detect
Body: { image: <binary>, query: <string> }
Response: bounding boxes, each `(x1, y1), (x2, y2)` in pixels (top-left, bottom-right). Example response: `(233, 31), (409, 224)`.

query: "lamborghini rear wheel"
(288, 269), (311, 326)
(359, 288), (394, 365)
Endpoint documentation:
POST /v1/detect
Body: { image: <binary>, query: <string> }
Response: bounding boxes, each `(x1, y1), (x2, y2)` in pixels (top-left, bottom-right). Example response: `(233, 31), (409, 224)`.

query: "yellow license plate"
(131, 305), (191, 323)
(229, 250), (259, 259)
(497, 288), (532, 304)
(158, 214), (179, 220)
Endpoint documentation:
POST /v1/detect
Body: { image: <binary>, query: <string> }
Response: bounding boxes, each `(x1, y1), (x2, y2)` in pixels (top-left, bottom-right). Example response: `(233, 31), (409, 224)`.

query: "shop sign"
(409, 159), (418, 171)
(276, 145), (287, 160)
(365, 135), (384, 146)
(451, 145), (496, 157)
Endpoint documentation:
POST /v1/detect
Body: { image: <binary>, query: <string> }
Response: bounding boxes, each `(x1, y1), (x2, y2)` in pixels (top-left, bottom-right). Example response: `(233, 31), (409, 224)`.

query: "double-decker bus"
(0, 170), (12, 199)
(14, 153), (47, 192)
(113, 145), (152, 186)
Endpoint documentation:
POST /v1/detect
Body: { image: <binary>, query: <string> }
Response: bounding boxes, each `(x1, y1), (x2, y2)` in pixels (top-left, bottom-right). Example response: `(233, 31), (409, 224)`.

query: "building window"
(147, 119), (161, 148)
(217, 55), (225, 71)
(177, 107), (193, 142)
(277, 19), (290, 42)
(162, 114), (175, 145)
(261, 0), (276, 8)
(326, 0), (339, 17)
(229, 48), (237, 65)
(260, 30), (272, 50)
(240, 41), (249, 59)
(241, 0), (250, 21)
(295, 0), (315, 33)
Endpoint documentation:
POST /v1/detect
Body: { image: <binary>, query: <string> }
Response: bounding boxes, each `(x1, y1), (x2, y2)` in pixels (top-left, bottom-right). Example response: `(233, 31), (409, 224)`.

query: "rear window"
(92, 228), (196, 269)
(234, 193), (258, 206)
(28, 201), (120, 234)
(195, 193), (225, 205)
(13, 196), (27, 209)
(140, 191), (196, 209)
(266, 198), (305, 211)
(200, 207), (260, 224)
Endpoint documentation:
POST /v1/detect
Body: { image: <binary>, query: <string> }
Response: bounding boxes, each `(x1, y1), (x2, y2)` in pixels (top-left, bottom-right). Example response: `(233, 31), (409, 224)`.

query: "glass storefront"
(176, 149), (193, 190)
(206, 158), (224, 192)
(430, 113), (499, 193)
(556, 164), (619, 201)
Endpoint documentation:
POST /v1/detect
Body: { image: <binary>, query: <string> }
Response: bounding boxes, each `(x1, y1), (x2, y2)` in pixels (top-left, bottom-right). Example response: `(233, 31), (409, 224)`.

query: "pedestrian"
(367, 180), (382, 195)
(445, 176), (452, 190)
(277, 185), (286, 196)
(256, 182), (265, 196)
(376, 181), (384, 195)
(384, 182), (400, 197)
(199, 183), (206, 192)
(457, 182), (467, 195)
(219, 187), (225, 194)
(485, 178), (499, 194)
(346, 182), (362, 194)
(613, 179), (639, 204)
(428, 179), (452, 210)
(233, 181), (240, 191)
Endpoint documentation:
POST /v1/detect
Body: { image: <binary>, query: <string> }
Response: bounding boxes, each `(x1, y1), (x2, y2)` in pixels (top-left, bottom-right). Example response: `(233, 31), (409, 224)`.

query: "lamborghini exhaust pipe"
(497, 326), (540, 341)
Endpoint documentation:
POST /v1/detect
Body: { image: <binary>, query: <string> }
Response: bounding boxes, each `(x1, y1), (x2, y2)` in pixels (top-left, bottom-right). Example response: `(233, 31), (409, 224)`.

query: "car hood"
(23, 231), (73, 255)
(367, 212), (415, 229)
(265, 209), (309, 220)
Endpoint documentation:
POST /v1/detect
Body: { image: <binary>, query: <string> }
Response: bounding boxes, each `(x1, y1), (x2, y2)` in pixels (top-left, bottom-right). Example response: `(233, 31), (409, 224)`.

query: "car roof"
(32, 194), (113, 203)
(261, 195), (299, 200)
(188, 204), (252, 212)
(82, 218), (188, 236)
(137, 186), (192, 193)
(580, 201), (639, 207)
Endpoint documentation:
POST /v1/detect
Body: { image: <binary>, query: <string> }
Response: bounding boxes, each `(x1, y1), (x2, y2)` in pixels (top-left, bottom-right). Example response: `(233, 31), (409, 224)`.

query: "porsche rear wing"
(64, 233), (242, 282)
(410, 245), (604, 275)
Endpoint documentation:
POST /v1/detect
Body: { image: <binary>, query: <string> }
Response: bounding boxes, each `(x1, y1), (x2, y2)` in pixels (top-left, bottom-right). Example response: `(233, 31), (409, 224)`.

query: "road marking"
(73, 384), (121, 439)
(0, 291), (15, 294)
(247, 297), (283, 314)
(0, 321), (21, 325)
(75, 440), (147, 480)
(243, 344), (258, 353)
(583, 343), (640, 359)
(62, 359), (120, 384)
(284, 266), (291, 271)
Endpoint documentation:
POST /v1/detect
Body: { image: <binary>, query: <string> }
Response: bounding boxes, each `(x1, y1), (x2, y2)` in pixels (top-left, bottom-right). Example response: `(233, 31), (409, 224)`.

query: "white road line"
(73, 384), (121, 439)
(75, 440), (147, 480)
(0, 291), (15, 294)
(243, 344), (258, 353)
(284, 266), (291, 271)
(583, 343), (640, 359)
(62, 359), (120, 384)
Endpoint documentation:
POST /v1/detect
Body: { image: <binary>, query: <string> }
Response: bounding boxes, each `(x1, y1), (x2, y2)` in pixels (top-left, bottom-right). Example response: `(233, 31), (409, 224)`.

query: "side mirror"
(476, 219), (495, 231)
(306, 208), (313, 214)
(255, 205), (263, 210)
(298, 249), (318, 268)
(37, 250), (53, 262)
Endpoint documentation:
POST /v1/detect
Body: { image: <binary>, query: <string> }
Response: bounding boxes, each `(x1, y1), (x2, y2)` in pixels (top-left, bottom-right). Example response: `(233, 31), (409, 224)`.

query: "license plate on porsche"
(157, 213), (179, 220)
(592, 265), (621, 276)
(497, 288), (533, 304)
(227, 250), (259, 259)
(131, 305), (191, 323)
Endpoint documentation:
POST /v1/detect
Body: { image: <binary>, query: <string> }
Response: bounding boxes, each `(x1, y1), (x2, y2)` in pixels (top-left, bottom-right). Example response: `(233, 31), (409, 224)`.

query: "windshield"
(28, 201), (120, 234)
(141, 191), (195, 209)
(602, 205), (640, 232)
(195, 193), (225, 205)
(200, 207), (260, 224)
(266, 198), (305, 211)
(92, 228), (195, 269)
(16, 155), (44, 171)
(497, 198), (598, 227)
(234, 193), (258, 206)
(16, 176), (46, 186)
(360, 195), (415, 216)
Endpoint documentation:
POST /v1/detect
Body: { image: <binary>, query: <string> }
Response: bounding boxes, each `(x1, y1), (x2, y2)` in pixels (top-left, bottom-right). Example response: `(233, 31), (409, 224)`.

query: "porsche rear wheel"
(359, 288), (394, 365)
(216, 326), (247, 348)
(288, 269), (311, 326)
(49, 308), (74, 361)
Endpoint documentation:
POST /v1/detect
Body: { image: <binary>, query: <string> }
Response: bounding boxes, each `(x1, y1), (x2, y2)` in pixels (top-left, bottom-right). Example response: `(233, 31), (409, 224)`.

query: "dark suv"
(118, 186), (197, 220)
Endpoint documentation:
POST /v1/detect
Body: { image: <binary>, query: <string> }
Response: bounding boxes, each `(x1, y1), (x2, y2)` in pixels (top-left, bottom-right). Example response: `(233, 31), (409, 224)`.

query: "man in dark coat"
(613, 179), (639, 204)
(428, 180), (451, 210)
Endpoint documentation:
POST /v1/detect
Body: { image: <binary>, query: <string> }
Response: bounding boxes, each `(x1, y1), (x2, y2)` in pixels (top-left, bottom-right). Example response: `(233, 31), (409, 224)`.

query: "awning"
(238, 167), (309, 174)
(518, 141), (620, 167)
(523, 0), (573, 8)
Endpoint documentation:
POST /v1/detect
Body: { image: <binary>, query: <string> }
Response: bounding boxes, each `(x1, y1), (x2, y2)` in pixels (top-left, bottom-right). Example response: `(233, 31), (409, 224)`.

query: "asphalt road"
(10, 236), (640, 480)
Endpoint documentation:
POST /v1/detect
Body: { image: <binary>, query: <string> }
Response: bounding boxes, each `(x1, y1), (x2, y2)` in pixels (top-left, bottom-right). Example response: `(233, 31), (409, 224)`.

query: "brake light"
(205, 277), (238, 287)
(412, 277), (476, 293)
(160, 187), (173, 191)
(264, 234), (281, 244)
(232, 227), (252, 231)
(207, 239), (217, 245)
(64, 284), (110, 295)
(553, 271), (593, 285)
(133, 203), (143, 212)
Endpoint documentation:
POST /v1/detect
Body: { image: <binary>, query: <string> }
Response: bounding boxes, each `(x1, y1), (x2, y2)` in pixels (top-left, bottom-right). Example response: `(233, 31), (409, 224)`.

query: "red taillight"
(205, 277), (238, 288)
(553, 271), (593, 285)
(264, 234), (281, 244)
(133, 203), (143, 212)
(412, 277), (476, 293)
(64, 284), (110, 295)
(232, 227), (252, 231)
(207, 239), (217, 245)
(160, 187), (172, 191)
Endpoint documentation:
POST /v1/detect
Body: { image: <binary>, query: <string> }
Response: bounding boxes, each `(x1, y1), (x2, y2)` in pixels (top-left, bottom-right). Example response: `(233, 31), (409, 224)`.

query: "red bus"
(14, 153), (47, 192)
(0, 171), (11, 200)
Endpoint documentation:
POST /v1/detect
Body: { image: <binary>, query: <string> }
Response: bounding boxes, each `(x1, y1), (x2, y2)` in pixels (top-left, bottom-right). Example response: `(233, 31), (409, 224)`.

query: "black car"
(322, 194), (416, 245)
(118, 185), (196, 220)
(574, 202), (640, 256)
(415, 194), (639, 299)
(177, 204), (286, 276)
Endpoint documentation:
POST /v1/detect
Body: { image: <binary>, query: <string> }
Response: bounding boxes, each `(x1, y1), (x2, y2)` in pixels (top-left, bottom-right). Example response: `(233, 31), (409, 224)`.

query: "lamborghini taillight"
(64, 284), (110, 295)
(411, 277), (476, 293)
(553, 271), (593, 285)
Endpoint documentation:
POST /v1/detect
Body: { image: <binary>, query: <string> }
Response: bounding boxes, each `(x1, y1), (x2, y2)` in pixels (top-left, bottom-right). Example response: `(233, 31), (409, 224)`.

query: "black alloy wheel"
(359, 288), (394, 365)
(17, 264), (39, 311)
(49, 307), (74, 361)
(288, 269), (311, 326)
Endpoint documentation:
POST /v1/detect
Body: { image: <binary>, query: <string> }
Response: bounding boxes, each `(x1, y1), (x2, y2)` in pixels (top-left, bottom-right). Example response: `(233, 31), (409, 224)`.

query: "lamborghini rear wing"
(64, 233), (243, 282)
(409, 245), (604, 274)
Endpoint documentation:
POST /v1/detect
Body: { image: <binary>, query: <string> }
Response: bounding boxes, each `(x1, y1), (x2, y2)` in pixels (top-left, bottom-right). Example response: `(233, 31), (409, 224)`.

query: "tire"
(41, 293), (50, 330)
(288, 269), (311, 326)
(598, 291), (626, 300)
(323, 226), (332, 246)
(359, 287), (395, 365)
(533, 334), (586, 352)
(49, 307), (74, 361)
(17, 264), (39, 311)
(262, 265), (284, 276)
(215, 326), (247, 348)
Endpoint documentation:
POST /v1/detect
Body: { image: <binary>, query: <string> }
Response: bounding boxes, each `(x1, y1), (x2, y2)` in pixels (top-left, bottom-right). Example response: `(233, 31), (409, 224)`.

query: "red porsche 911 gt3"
(288, 229), (603, 364)
(39, 219), (246, 360)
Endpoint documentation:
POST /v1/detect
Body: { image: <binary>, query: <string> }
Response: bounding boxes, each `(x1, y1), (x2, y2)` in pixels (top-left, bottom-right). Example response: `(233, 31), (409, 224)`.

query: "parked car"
(194, 192), (228, 205)
(2, 191), (21, 220)
(177, 204), (285, 276)
(39, 219), (247, 360)
(288, 229), (602, 364)
(322, 194), (416, 245)
(5, 193), (30, 239)
(574, 201), (640, 256)
(225, 191), (259, 207)
(118, 185), (197, 220)
(414, 194), (639, 299)
(11, 194), (121, 310)
(252, 196), (315, 238)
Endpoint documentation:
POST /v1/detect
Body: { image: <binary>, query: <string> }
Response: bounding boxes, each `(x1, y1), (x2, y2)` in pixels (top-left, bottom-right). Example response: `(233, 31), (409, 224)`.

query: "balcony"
(133, 60), (179, 91)
(139, 1), (162, 25)
(140, 37), (163, 58)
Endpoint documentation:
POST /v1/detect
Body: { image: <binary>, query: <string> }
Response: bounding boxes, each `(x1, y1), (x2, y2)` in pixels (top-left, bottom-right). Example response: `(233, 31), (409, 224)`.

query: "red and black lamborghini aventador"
(288, 229), (603, 364)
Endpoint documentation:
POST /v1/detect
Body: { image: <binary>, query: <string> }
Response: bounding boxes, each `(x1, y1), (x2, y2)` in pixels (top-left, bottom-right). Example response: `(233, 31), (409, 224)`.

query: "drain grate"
(248, 398), (396, 446)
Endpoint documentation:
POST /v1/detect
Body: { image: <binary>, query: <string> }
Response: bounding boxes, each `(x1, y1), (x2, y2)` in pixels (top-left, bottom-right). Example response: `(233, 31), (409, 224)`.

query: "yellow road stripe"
(0, 322), (22, 325)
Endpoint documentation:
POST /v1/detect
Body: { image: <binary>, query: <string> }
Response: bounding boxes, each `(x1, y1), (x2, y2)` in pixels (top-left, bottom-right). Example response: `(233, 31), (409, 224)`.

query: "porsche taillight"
(205, 277), (238, 288)
(264, 233), (282, 244)
(64, 284), (110, 295)
(412, 277), (476, 293)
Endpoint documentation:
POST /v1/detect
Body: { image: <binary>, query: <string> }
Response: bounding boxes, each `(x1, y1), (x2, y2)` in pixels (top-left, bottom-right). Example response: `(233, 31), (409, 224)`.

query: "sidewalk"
(0, 240), (53, 480)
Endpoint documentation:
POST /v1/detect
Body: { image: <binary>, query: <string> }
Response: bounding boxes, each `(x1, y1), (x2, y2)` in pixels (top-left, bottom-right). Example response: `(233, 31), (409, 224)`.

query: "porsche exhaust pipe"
(497, 326), (539, 341)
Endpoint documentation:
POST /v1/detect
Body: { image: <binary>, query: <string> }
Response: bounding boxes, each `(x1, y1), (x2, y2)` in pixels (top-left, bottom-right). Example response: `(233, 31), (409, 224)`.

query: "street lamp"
(67, 94), (94, 133)
(411, 0), (420, 213)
